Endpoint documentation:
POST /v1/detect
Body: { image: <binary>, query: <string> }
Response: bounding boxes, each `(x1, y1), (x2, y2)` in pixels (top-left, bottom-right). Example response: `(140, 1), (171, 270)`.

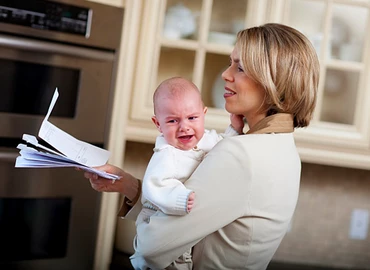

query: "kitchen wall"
(117, 141), (370, 269)
(274, 162), (370, 269)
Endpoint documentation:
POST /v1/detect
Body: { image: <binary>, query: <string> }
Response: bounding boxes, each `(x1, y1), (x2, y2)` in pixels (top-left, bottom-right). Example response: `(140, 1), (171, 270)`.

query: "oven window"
(0, 59), (79, 117)
(0, 197), (71, 261)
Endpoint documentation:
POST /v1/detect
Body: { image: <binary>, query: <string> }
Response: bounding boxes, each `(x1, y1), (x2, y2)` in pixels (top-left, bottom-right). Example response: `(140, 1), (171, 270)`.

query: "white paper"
(15, 88), (120, 180)
(38, 89), (110, 167)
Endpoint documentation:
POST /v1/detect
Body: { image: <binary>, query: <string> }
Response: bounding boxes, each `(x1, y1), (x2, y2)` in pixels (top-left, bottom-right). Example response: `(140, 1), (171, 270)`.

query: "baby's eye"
(167, 119), (177, 123)
(188, 116), (197, 120)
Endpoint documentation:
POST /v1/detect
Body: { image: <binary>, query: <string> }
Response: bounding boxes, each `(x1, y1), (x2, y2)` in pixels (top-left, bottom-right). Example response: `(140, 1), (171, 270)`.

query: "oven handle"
(0, 34), (115, 61)
(0, 152), (19, 162)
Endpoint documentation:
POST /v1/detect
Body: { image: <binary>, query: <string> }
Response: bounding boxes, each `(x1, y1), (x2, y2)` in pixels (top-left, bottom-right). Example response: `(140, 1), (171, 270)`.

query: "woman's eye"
(238, 66), (244, 72)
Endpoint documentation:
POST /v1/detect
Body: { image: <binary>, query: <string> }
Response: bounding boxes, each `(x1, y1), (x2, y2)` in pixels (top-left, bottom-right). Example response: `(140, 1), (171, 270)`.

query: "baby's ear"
(151, 116), (161, 132)
(203, 107), (208, 114)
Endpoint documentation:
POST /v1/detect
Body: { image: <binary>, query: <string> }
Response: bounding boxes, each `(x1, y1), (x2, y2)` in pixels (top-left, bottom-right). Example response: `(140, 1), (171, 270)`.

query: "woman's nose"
(222, 66), (232, 82)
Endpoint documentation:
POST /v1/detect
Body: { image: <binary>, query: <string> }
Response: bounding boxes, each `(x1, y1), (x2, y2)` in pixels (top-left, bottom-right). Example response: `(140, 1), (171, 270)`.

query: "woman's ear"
(151, 116), (161, 132)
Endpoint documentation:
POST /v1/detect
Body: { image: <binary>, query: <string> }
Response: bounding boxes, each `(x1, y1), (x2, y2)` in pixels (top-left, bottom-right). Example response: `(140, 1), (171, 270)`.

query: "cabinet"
(87, 0), (125, 7)
(268, 0), (370, 170)
(126, 0), (267, 140)
(126, 0), (370, 170)
(84, 1), (141, 270)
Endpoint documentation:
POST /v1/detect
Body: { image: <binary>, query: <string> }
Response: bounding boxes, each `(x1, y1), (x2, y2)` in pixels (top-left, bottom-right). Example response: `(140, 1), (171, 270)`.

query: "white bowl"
(208, 31), (236, 45)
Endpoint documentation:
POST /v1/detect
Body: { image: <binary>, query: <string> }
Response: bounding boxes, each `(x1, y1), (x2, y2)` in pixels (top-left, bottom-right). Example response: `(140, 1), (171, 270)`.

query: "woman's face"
(222, 46), (267, 127)
(152, 90), (206, 150)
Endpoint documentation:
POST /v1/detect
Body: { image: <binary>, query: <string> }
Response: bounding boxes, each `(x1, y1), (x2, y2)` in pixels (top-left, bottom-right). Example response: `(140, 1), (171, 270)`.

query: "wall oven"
(0, 0), (123, 269)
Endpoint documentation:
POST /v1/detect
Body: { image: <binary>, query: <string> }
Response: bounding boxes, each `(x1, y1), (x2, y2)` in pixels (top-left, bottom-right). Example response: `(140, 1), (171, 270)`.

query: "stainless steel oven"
(0, 0), (123, 269)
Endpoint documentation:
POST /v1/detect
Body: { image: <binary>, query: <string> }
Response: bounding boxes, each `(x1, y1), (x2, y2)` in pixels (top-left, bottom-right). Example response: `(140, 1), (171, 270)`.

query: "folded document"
(15, 88), (120, 181)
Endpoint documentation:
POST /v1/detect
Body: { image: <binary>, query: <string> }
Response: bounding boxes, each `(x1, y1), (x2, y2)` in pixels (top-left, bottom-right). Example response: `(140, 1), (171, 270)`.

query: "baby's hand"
(230, 114), (245, 134)
(187, 192), (195, 213)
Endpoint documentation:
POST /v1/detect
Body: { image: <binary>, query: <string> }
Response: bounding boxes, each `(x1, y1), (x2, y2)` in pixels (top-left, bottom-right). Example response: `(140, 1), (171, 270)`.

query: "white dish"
(208, 31), (236, 45)
(163, 3), (196, 39)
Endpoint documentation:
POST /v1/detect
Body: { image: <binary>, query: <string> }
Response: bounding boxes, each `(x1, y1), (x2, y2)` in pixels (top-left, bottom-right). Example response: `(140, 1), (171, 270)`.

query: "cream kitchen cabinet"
(87, 0), (125, 7)
(126, 0), (370, 170)
(82, 1), (143, 270)
(267, 0), (370, 170)
(126, 0), (267, 140)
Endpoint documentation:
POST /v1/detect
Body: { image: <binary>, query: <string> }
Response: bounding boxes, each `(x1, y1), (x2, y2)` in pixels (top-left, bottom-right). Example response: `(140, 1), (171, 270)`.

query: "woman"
(85, 23), (319, 270)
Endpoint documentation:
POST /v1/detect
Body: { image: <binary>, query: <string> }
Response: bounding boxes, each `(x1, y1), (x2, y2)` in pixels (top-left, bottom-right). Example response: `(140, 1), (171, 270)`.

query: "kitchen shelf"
(126, 0), (370, 170)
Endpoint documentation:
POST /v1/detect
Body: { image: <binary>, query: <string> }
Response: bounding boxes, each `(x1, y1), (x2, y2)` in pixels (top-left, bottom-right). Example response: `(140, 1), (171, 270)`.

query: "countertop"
(109, 249), (364, 270)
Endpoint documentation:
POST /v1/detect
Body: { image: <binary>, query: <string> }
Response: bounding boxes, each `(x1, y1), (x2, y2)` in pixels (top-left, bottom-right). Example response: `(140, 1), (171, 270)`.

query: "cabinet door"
(128, 0), (268, 141)
(268, 0), (370, 169)
(87, 0), (124, 7)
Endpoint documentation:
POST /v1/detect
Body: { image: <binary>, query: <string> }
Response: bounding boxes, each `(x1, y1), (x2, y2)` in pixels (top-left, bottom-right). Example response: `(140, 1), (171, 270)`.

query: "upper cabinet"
(126, 0), (370, 170)
(127, 0), (267, 139)
(267, 0), (370, 169)
(87, 0), (125, 7)
(271, 0), (369, 126)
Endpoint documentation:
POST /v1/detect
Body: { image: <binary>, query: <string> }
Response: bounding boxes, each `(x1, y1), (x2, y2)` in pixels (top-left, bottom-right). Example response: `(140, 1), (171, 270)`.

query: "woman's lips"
(224, 87), (236, 98)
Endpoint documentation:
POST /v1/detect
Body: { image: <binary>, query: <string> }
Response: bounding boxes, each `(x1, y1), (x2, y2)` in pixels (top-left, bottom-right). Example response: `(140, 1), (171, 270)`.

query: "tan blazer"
(121, 114), (299, 270)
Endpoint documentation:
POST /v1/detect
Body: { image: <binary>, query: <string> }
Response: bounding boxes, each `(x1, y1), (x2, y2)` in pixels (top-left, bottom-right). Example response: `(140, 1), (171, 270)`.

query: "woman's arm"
(130, 138), (251, 269)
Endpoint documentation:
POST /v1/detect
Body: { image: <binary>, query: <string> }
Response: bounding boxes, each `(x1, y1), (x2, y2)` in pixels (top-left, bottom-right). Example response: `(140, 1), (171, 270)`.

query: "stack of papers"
(15, 88), (120, 181)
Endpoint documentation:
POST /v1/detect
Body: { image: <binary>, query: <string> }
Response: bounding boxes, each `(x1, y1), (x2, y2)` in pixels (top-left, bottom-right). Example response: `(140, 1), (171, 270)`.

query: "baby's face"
(153, 90), (206, 150)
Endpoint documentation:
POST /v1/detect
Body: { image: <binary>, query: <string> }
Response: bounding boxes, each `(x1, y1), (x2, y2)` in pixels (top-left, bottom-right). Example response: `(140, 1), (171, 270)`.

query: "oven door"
(0, 33), (116, 144)
(0, 147), (101, 269)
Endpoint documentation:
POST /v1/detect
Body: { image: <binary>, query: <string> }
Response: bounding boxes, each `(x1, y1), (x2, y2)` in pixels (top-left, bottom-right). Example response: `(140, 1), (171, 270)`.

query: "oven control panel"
(0, 0), (91, 37)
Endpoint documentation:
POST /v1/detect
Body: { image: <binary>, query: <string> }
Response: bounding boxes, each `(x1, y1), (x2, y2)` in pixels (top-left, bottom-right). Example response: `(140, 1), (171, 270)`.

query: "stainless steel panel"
(0, 34), (115, 143)
(0, 0), (124, 50)
(0, 34), (115, 61)
(0, 148), (101, 270)
(0, 1), (123, 269)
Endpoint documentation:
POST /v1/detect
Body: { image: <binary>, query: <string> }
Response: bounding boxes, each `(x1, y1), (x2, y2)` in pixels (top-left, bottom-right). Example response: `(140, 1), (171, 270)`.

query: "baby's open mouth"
(178, 135), (193, 141)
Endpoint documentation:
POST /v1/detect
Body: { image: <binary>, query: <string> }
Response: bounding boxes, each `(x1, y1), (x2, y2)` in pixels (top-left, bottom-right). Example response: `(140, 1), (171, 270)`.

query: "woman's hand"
(230, 114), (245, 134)
(78, 164), (141, 201)
(83, 164), (124, 192)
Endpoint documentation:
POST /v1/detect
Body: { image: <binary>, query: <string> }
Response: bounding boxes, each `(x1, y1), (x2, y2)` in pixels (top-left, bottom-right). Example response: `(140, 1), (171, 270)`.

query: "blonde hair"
(236, 23), (320, 127)
(153, 77), (203, 115)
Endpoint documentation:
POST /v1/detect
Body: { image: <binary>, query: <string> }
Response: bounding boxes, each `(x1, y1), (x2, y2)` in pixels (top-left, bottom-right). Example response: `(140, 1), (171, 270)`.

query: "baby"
(133, 76), (244, 270)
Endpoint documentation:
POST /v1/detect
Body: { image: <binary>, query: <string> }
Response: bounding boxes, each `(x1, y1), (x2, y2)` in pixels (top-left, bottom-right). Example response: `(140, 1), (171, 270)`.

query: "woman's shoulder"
(213, 132), (296, 152)
(224, 132), (294, 141)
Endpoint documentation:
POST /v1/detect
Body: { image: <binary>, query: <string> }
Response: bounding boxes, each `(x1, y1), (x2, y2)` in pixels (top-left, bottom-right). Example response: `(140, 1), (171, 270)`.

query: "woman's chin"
(224, 103), (230, 111)
(224, 103), (234, 114)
